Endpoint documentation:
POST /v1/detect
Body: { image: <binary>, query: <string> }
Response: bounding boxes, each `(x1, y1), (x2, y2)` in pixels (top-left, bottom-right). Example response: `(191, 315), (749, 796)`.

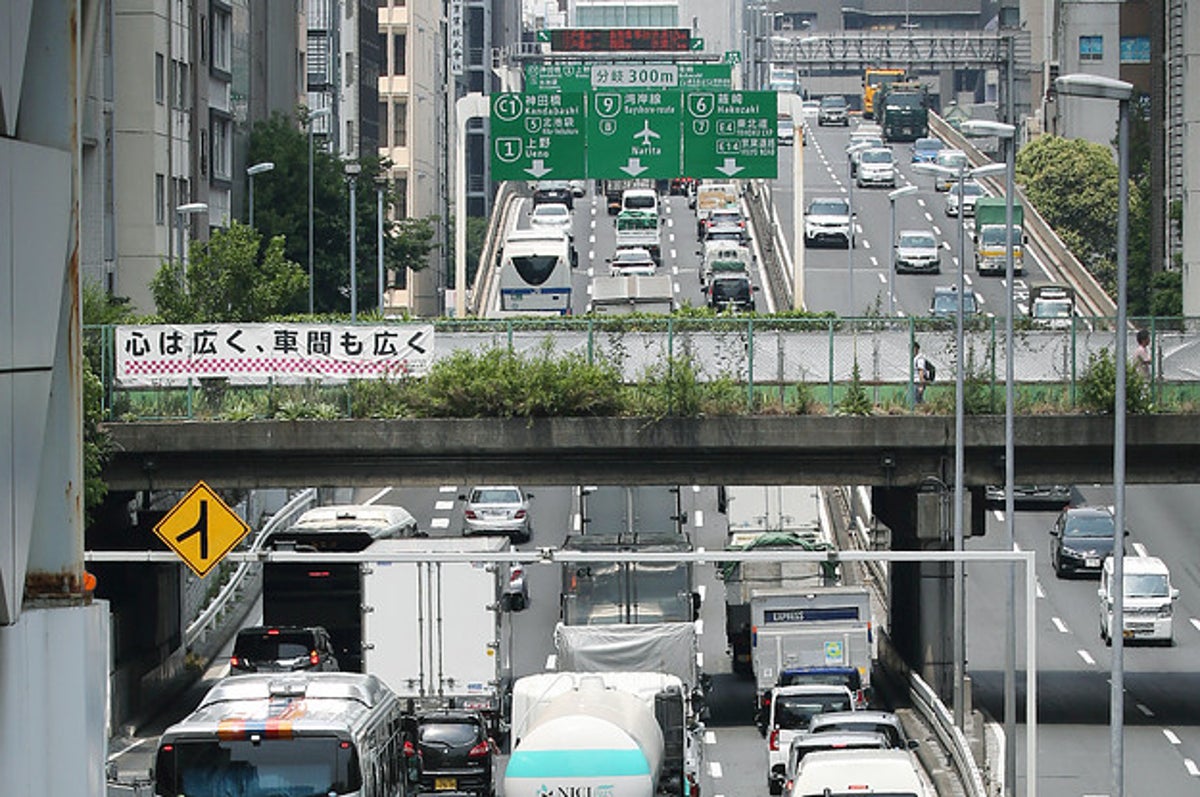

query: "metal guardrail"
(910, 672), (989, 797)
(746, 180), (793, 310)
(182, 488), (318, 648)
(929, 113), (1117, 318)
(469, 183), (519, 317)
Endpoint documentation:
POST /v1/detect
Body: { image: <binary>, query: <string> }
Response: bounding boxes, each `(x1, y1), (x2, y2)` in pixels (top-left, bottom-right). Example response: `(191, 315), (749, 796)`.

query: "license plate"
(1123, 629), (1135, 639)
(436, 778), (458, 791)
(1085, 557), (1100, 568)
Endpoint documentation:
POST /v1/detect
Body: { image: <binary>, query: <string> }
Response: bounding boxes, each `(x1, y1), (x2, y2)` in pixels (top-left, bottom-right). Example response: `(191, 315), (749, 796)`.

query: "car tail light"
(768, 729), (779, 751)
(468, 741), (491, 759)
(514, 509), (527, 519)
(266, 628), (280, 636)
(465, 510), (478, 520)
(310, 650), (320, 666)
(229, 655), (241, 668)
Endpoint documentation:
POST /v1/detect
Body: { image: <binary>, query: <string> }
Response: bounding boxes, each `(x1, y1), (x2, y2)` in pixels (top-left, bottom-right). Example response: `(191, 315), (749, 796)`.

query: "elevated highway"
(102, 414), (1200, 490)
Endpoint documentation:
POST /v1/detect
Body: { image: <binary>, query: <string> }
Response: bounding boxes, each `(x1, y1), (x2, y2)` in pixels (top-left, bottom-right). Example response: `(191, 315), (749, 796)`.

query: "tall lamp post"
(344, 161), (362, 321)
(175, 202), (209, 285)
(914, 158), (1004, 729)
(1055, 72), (1134, 797)
(246, 161), (275, 229)
(308, 108), (331, 315)
(961, 118), (1018, 797)
(887, 185), (918, 316)
(376, 175), (387, 316)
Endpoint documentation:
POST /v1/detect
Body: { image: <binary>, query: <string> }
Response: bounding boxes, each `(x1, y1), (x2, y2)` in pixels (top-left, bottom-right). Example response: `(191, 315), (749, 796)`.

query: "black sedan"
(1050, 505), (1125, 577)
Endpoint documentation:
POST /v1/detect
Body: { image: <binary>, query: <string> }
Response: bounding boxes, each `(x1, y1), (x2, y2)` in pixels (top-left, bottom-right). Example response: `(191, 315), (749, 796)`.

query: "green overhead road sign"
(536, 30), (551, 42)
(587, 90), (682, 179)
(524, 63), (732, 93)
(724, 50), (742, 65)
(683, 90), (778, 179)
(690, 38), (704, 50)
(490, 92), (587, 181)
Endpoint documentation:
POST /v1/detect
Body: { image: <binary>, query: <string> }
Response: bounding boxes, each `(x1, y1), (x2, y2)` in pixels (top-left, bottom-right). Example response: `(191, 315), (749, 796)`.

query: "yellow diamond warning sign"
(153, 481), (251, 577)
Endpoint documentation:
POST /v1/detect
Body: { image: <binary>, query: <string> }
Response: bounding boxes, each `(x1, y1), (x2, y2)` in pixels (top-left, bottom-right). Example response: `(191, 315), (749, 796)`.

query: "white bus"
(154, 672), (411, 797)
(497, 229), (573, 315)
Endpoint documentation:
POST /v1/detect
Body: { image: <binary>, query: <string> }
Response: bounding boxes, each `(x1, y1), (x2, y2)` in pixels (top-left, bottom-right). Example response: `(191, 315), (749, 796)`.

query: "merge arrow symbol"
(620, 157), (649, 177)
(524, 159), (552, 178)
(716, 158), (744, 177)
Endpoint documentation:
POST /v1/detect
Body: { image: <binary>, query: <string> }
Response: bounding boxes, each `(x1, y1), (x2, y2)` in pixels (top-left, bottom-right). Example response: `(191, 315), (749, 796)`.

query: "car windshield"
(1124, 573), (1169, 597)
(899, 233), (936, 249)
(1033, 300), (1073, 318)
(933, 292), (976, 314)
(712, 279), (751, 302)
(235, 631), (312, 661)
(774, 693), (853, 729)
(810, 201), (848, 216)
(707, 230), (743, 242)
(615, 251), (652, 264)
(420, 720), (480, 746)
(961, 182), (985, 197)
(624, 194), (657, 210)
(821, 96), (846, 108)
(861, 150), (893, 164)
(812, 721), (902, 748)
(915, 139), (942, 153)
(157, 737), (359, 797)
(470, 488), (521, 504)
(533, 206), (569, 221)
(980, 226), (1021, 246)
(938, 151), (968, 168)
(779, 671), (861, 690)
(1063, 514), (1114, 537)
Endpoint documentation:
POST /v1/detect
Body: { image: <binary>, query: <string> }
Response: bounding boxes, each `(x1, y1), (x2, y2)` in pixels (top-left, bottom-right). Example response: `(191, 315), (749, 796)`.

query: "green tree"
(247, 110), (437, 315)
(150, 220), (308, 322)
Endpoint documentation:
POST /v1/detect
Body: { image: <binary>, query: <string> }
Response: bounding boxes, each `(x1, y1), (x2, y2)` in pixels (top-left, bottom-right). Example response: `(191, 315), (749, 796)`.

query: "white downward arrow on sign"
(525, 159), (552, 178)
(716, 158), (744, 177)
(620, 158), (648, 177)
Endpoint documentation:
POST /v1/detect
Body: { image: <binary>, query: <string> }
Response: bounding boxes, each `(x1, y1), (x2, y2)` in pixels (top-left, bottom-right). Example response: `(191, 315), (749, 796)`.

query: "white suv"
(766, 684), (856, 794)
(804, 197), (854, 249)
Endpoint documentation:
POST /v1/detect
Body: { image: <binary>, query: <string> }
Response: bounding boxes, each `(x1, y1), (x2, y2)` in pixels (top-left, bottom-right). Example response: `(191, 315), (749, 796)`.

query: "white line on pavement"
(705, 731), (717, 744)
(430, 517), (450, 529)
(573, 513), (581, 532)
(1133, 542), (1149, 557)
(869, 256), (879, 267)
(439, 485), (457, 493)
(709, 762), (723, 778)
(992, 509), (1004, 522)
(434, 500), (453, 511)
(364, 487), (392, 505)
(1078, 649), (1096, 666)
(1136, 703), (1154, 717)
(1190, 618), (1200, 633)
(877, 273), (885, 284)
(1185, 759), (1200, 777)
(1052, 617), (1069, 633)
(1164, 729), (1182, 745)
(1036, 579), (1045, 599)
(107, 737), (147, 762)
(694, 510), (704, 528)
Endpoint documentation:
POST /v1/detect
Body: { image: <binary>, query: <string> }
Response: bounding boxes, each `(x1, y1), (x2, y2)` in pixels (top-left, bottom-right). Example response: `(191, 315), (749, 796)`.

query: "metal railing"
(469, 182), (519, 317)
(182, 488), (318, 649)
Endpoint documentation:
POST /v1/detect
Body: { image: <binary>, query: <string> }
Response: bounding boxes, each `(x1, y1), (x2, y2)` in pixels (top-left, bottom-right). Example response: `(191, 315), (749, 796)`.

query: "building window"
(393, 98), (407, 147)
(394, 174), (408, 218)
(155, 53), (165, 104)
(345, 52), (354, 87)
(1120, 36), (1151, 64)
(1079, 35), (1103, 61)
(212, 7), (231, 72)
(172, 60), (190, 108)
(392, 33), (406, 76)
(155, 174), (165, 224)
(211, 116), (230, 181)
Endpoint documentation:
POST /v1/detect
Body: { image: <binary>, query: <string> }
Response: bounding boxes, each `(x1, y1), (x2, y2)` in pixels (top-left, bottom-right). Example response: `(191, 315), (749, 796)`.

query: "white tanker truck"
(505, 672), (700, 797)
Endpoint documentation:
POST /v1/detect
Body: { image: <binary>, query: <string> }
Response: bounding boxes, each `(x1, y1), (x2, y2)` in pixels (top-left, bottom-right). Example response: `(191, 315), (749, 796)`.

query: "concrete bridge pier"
(874, 485), (984, 708)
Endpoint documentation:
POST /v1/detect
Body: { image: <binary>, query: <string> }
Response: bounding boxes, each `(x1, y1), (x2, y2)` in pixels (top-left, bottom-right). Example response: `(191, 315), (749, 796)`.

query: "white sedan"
(530, 202), (574, 239)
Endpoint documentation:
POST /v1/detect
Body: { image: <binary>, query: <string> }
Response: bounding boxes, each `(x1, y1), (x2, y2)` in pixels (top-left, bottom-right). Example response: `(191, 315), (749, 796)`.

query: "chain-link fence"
(87, 315), (1200, 419)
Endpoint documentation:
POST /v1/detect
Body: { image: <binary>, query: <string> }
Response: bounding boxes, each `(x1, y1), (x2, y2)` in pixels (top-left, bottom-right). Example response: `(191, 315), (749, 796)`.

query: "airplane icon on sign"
(633, 120), (660, 146)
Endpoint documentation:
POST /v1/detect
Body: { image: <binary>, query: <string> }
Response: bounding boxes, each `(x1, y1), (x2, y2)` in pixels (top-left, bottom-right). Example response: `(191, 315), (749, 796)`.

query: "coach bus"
(154, 672), (412, 797)
(497, 228), (573, 315)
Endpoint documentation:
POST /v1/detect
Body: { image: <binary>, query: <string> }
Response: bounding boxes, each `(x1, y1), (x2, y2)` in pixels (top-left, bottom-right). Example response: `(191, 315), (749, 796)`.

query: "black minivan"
(229, 625), (339, 673)
(413, 709), (496, 797)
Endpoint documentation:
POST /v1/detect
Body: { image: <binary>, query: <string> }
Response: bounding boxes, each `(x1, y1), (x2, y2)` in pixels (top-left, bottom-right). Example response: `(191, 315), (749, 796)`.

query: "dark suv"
(230, 625), (339, 673)
(413, 710), (496, 797)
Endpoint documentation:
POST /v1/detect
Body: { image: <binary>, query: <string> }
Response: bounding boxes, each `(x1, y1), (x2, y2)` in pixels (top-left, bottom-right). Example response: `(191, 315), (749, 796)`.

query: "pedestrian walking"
(1133, 329), (1152, 381)
(912, 342), (928, 405)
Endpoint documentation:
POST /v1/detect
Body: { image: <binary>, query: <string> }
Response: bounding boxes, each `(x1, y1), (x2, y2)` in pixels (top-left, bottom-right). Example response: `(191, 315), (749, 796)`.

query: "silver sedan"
(460, 485), (532, 542)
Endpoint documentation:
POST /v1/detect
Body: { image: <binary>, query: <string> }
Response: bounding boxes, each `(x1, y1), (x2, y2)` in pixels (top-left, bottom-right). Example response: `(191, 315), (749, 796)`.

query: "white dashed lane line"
(709, 762), (723, 779)
(1051, 617), (1069, 633)
(1078, 649), (1096, 666)
(705, 730), (717, 744)
(1186, 759), (1200, 777)
(1190, 618), (1200, 633)
(694, 510), (704, 528)
(434, 500), (453, 511)
(430, 517), (450, 529)
(1136, 703), (1155, 717)
(439, 485), (457, 493)
(1164, 729), (1182, 745)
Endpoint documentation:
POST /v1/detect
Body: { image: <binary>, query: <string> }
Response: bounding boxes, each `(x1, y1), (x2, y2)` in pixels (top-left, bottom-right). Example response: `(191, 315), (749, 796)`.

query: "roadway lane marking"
(709, 762), (724, 779)
(963, 274), (974, 287)
(1164, 729), (1182, 745)
(694, 509), (704, 527)
(870, 256), (879, 267)
(587, 266), (595, 278)
(671, 248), (678, 260)
(364, 487), (393, 505)
(573, 513), (581, 531)
(590, 219), (596, 230)
(1052, 617), (1069, 633)
(1036, 579), (1045, 598)
(1136, 703), (1154, 717)
(667, 217), (674, 228)
(1078, 649), (1096, 666)
(1186, 759), (1200, 777)
(695, 618), (704, 635)
(546, 654), (557, 669)
(1190, 618), (1200, 633)
(430, 517), (450, 529)
(589, 233), (596, 245)
(698, 584), (706, 601)
(439, 485), (457, 493)
(925, 212), (934, 222)
(692, 485), (701, 492)
(877, 273), (885, 284)
(933, 225), (943, 236)
(107, 737), (147, 762)
(586, 283), (593, 295)
(1132, 542), (1149, 557)
(992, 509), (1004, 522)
(674, 281), (681, 294)
(673, 265), (680, 276)
(705, 730), (717, 744)
(434, 500), (453, 511)
(917, 198), (925, 207)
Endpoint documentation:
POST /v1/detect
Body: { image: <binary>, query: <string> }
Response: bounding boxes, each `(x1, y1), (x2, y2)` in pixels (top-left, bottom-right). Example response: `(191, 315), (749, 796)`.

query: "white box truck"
(361, 537), (510, 732)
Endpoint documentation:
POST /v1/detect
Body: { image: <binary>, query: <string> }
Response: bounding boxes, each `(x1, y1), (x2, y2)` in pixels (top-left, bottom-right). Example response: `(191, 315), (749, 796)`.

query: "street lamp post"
(344, 161), (362, 321)
(961, 118), (1018, 797)
(887, 185), (918, 316)
(376, 176), (387, 316)
(308, 108), (331, 315)
(913, 158), (1004, 729)
(175, 203), (209, 292)
(246, 161), (275, 229)
(1055, 72), (1134, 797)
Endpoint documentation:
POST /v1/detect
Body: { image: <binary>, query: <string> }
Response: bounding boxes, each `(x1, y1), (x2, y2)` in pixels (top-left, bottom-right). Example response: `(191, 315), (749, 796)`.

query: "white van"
(790, 749), (929, 797)
(1099, 555), (1179, 645)
(620, 187), (659, 216)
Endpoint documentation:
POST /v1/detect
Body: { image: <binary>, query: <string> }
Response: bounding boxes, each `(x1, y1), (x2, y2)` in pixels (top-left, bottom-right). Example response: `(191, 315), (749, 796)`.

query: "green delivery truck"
(876, 81), (928, 142)
(973, 197), (1025, 276)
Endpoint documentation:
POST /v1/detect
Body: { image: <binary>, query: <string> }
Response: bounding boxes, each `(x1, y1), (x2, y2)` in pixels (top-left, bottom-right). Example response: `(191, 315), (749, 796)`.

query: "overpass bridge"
(102, 415), (1200, 491)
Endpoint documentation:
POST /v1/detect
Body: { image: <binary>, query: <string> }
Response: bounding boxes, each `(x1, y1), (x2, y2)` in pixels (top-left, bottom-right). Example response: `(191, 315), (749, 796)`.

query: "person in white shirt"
(1133, 329), (1152, 381)
(912, 341), (928, 405)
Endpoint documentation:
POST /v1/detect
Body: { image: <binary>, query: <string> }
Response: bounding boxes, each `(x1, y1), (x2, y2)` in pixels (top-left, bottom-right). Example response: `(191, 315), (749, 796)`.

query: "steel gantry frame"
(765, 31), (1031, 73)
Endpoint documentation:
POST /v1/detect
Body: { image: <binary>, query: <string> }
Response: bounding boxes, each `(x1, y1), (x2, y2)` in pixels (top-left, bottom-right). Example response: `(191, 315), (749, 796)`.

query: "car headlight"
(1158, 605), (1173, 618)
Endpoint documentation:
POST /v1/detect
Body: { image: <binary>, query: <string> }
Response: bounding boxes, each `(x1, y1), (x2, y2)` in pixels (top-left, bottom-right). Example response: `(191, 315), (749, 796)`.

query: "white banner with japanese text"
(115, 323), (434, 386)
